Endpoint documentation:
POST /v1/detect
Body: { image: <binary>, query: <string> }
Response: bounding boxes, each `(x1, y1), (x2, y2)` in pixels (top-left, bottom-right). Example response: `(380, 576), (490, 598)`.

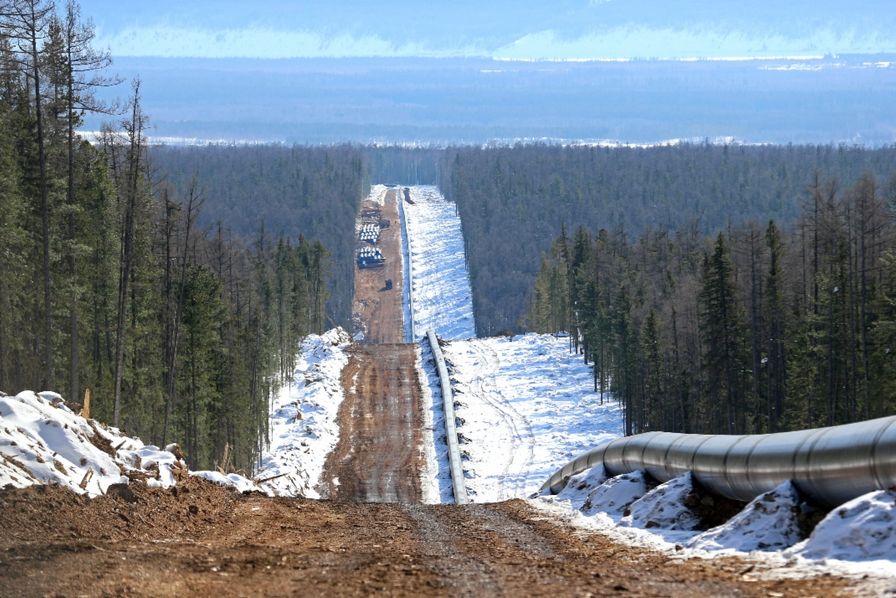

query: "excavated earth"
(0, 481), (856, 597)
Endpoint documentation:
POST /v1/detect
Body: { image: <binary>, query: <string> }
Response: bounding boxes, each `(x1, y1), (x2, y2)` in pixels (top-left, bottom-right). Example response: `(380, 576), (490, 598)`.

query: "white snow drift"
(536, 466), (896, 578)
(256, 327), (351, 498)
(442, 333), (623, 502)
(0, 390), (264, 497)
(403, 185), (476, 341)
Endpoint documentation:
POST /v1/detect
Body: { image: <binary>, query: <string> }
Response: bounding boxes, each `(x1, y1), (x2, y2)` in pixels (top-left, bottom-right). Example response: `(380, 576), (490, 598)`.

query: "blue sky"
(79, 1), (896, 59)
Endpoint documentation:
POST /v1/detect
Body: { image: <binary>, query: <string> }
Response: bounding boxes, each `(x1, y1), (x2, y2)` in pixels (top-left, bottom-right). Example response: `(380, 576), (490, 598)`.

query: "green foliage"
(149, 145), (365, 327)
(442, 143), (896, 335)
(530, 169), (896, 435)
(0, 8), (345, 472)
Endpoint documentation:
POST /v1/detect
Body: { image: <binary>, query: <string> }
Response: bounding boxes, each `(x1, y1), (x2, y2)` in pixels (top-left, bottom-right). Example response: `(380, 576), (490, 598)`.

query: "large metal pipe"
(426, 329), (468, 504)
(540, 415), (896, 507)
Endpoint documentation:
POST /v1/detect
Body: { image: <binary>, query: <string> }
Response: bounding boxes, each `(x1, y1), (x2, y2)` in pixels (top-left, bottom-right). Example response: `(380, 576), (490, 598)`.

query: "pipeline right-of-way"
(541, 415), (896, 507)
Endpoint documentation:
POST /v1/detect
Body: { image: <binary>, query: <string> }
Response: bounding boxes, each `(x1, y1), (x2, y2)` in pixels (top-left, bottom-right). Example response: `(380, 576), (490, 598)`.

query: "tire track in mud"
(321, 344), (424, 503)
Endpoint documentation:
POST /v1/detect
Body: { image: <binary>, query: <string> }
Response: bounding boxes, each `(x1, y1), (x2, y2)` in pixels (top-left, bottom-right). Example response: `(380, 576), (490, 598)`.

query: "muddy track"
(0, 482), (859, 597)
(321, 344), (424, 503)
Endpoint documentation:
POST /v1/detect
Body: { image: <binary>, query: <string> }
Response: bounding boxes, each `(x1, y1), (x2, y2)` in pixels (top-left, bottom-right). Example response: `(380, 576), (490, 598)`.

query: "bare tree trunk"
(162, 182), (200, 444)
(113, 81), (143, 427)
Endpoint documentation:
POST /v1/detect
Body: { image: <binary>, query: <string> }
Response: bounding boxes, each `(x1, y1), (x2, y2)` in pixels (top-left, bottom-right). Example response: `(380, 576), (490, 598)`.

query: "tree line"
(440, 143), (896, 335)
(148, 144), (367, 327)
(528, 172), (896, 435)
(0, 0), (334, 471)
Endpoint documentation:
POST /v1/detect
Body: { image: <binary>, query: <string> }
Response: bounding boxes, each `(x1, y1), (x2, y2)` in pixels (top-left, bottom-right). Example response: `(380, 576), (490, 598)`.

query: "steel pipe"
(426, 330), (468, 504)
(540, 416), (896, 507)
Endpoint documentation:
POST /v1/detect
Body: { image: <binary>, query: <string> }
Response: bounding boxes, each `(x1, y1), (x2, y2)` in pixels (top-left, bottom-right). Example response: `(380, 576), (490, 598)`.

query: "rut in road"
(321, 343), (425, 503)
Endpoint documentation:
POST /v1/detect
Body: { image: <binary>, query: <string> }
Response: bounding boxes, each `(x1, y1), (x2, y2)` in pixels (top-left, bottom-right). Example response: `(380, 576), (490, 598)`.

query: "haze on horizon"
(81, 1), (896, 60)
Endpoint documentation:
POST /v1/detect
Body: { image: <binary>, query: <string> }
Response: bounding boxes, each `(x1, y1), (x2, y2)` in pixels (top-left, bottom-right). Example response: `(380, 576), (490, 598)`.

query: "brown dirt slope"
(321, 343), (424, 503)
(0, 481), (859, 597)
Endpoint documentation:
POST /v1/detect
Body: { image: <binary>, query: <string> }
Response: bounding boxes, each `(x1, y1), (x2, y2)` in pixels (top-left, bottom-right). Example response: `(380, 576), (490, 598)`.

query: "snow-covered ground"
(535, 467), (896, 583)
(0, 328), (351, 501)
(442, 333), (623, 502)
(256, 327), (351, 498)
(403, 185), (475, 341)
(0, 390), (265, 496)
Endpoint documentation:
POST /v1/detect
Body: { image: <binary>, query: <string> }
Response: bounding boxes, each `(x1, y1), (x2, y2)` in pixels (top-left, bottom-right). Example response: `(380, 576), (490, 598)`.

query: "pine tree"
(699, 233), (747, 433)
(765, 221), (787, 431)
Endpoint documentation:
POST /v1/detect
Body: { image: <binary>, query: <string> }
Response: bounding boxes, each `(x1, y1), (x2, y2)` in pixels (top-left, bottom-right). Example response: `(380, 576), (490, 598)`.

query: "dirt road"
(0, 481), (857, 597)
(352, 188), (405, 344)
(325, 185), (426, 503)
(321, 343), (424, 503)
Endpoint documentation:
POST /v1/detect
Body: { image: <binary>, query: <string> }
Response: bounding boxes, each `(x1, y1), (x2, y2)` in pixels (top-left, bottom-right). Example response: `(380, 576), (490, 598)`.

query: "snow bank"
(789, 489), (896, 572)
(582, 470), (648, 517)
(0, 391), (129, 496)
(443, 333), (623, 501)
(688, 481), (803, 553)
(364, 184), (388, 208)
(403, 186), (475, 341)
(190, 470), (268, 494)
(256, 327), (351, 498)
(546, 463), (607, 510)
(0, 390), (263, 496)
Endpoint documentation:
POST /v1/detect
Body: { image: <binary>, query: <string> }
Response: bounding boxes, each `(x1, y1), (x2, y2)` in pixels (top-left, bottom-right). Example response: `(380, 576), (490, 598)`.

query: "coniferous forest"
(442, 144), (896, 336)
(526, 172), (896, 436)
(0, 1), (358, 471)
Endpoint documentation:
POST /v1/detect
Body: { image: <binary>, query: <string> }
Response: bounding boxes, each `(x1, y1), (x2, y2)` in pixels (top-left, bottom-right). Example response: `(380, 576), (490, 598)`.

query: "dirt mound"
(0, 476), (238, 547)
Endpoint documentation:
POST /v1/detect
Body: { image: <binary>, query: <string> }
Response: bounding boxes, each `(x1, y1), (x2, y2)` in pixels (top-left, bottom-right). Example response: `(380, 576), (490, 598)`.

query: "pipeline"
(540, 415), (896, 507)
(426, 329), (469, 504)
(398, 189), (416, 342)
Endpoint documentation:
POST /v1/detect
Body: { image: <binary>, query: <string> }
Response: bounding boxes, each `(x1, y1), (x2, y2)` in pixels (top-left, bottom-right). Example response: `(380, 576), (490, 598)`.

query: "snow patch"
(689, 481), (802, 553)
(255, 327), (351, 498)
(789, 489), (896, 572)
(443, 333), (623, 502)
(0, 390), (264, 496)
(621, 472), (700, 531)
(416, 342), (453, 504)
(190, 470), (269, 494)
(536, 468), (896, 580)
(365, 184), (388, 208)
(582, 470), (648, 517)
(0, 391), (128, 496)
(544, 463), (607, 510)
